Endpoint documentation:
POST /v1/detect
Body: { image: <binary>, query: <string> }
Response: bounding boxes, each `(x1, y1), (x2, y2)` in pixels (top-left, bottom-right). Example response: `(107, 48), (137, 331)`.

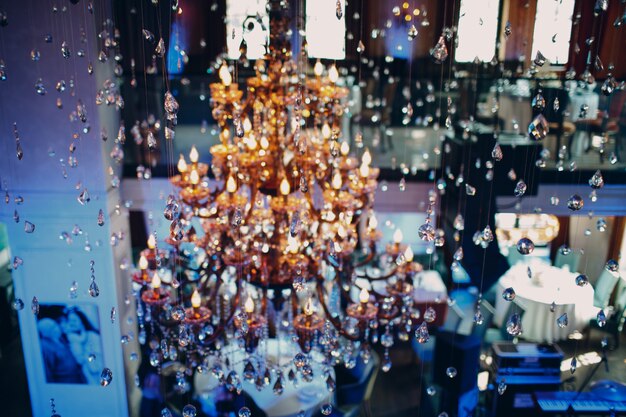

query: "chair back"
(554, 250), (581, 272)
(593, 269), (620, 309)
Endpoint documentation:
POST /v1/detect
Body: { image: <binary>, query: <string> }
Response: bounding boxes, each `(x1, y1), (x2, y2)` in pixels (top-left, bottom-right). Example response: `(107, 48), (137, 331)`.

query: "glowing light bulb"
(280, 178), (291, 196)
(151, 271), (161, 289)
(189, 145), (199, 163)
(243, 117), (252, 133)
(138, 255), (149, 270)
(368, 215), (378, 230)
(189, 169), (200, 185)
(404, 245), (414, 263)
(362, 148), (372, 165)
(244, 295), (254, 313)
(393, 228), (403, 244)
(226, 175), (237, 193)
(219, 63), (232, 86)
(260, 136), (269, 149)
(340, 141), (350, 156)
(359, 162), (370, 178)
(332, 171), (342, 190)
(191, 289), (202, 308)
(359, 287), (370, 304)
(337, 224), (347, 239)
(321, 123), (331, 139)
(286, 234), (299, 254)
(147, 234), (156, 249)
(304, 297), (314, 316)
(328, 64), (339, 83)
(246, 136), (258, 150)
(177, 154), (188, 172)
(313, 60), (324, 77)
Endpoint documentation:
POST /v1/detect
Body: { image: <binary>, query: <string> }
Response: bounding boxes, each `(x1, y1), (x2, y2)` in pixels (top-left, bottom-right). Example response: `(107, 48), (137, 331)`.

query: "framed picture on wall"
(36, 303), (104, 385)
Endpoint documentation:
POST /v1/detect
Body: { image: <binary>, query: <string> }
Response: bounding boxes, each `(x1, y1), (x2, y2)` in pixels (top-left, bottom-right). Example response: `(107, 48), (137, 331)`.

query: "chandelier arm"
(315, 283), (360, 342)
(353, 250), (376, 268)
(201, 277), (242, 344)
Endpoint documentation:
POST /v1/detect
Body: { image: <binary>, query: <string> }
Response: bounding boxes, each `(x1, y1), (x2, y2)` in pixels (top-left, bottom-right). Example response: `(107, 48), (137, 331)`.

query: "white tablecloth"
(194, 339), (331, 417)
(494, 262), (595, 342)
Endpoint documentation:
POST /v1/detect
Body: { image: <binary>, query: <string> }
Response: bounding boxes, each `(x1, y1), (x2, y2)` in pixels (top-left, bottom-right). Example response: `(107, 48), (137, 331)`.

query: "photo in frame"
(36, 303), (103, 385)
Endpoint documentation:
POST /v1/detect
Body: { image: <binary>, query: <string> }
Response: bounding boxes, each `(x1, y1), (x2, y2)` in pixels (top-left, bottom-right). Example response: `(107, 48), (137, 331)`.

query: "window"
(306, 0), (346, 59)
(226, 0), (269, 60)
(531, 0), (575, 66)
(454, 0), (500, 63)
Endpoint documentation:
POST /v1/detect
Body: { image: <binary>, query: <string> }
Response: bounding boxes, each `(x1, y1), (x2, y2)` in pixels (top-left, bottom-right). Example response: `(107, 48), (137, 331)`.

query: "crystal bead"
(570, 357), (577, 374)
(416, 322), (430, 343)
(238, 407), (251, 417)
(335, 0), (342, 19)
(418, 222), (435, 241)
(502, 287), (516, 301)
(492, 143), (503, 161)
(606, 259), (619, 274)
(567, 194), (584, 211)
(13, 298), (24, 311)
(557, 313), (568, 328)
(89, 280), (100, 297)
(498, 380), (507, 395)
(423, 307), (436, 323)
(597, 310), (606, 327)
(528, 114), (549, 141)
(24, 221), (35, 233)
(575, 274), (589, 287)
(321, 403), (333, 416)
(506, 313), (522, 336)
(514, 180), (527, 197)
(465, 184), (476, 196)
(589, 170), (604, 189)
(408, 25), (418, 40)
(100, 368), (113, 386)
(155, 38), (165, 57)
(532, 93), (546, 111)
(453, 247), (464, 261)
(430, 36), (449, 64)
(516, 238), (534, 255)
(445, 366), (457, 378)
(534, 50), (546, 66)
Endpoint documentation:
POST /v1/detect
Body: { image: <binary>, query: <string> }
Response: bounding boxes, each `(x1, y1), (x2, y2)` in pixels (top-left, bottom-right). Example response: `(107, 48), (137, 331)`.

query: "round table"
(194, 339), (332, 417)
(494, 262), (595, 342)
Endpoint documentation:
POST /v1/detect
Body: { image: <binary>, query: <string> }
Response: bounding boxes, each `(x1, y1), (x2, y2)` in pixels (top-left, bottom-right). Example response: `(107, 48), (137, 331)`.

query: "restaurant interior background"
(0, 0), (626, 416)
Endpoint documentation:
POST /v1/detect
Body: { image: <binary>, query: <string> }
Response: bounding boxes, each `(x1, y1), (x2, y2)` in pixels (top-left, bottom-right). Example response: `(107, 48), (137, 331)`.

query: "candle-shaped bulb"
(359, 162), (370, 178)
(368, 214), (378, 230)
(337, 224), (347, 239)
(280, 178), (291, 196)
(393, 228), (403, 244)
(189, 169), (200, 185)
(147, 234), (156, 249)
(321, 123), (332, 139)
(313, 60), (324, 77)
(260, 136), (269, 149)
(328, 64), (339, 83)
(151, 271), (161, 289)
(304, 297), (314, 316)
(138, 255), (148, 270)
(243, 117), (252, 133)
(191, 289), (202, 308)
(219, 63), (232, 86)
(286, 234), (299, 254)
(226, 175), (237, 193)
(244, 295), (254, 314)
(404, 245), (414, 263)
(340, 141), (350, 156)
(359, 287), (370, 304)
(189, 145), (199, 163)
(362, 148), (372, 165)
(177, 154), (188, 172)
(332, 171), (342, 190)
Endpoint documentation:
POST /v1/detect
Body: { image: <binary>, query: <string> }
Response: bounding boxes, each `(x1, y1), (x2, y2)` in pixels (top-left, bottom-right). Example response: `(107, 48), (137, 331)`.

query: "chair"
(585, 286), (626, 349)
(553, 250), (581, 273)
(593, 269), (620, 309)
(574, 89), (626, 163)
(330, 352), (380, 417)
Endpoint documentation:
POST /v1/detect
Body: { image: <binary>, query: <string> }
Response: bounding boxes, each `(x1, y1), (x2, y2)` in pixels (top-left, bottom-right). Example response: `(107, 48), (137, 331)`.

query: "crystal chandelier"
(133, 2), (429, 400)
